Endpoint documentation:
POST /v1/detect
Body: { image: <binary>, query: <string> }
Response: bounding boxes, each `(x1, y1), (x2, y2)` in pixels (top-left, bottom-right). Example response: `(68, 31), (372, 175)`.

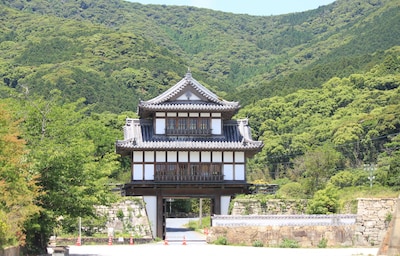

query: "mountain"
(1, 0), (399, 111)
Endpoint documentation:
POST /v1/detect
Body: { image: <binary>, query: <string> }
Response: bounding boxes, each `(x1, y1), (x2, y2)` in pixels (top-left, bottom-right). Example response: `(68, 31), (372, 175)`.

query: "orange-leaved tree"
(0, 102), (40, 247)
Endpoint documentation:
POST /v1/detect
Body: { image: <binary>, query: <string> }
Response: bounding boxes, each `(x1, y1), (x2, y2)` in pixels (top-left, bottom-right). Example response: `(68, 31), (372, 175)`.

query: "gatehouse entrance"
(116, 72), (263, 239)
(123, 182), (249, 239)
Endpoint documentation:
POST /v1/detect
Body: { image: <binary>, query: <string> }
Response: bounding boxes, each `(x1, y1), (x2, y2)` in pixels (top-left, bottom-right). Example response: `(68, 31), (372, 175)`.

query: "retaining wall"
(0, 247), (20, 256)
(95, 198), (152, 238)
(216, 197), (398, 247)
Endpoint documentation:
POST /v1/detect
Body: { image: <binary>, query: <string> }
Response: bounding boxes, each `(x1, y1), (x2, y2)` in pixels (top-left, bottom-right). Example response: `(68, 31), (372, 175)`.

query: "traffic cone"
(76, 236), (81, 246)
(163, 237), (168, 245)
(129, 235), (134, 245)
(108, 236), (113, 246)
(182, 236), (186, 245)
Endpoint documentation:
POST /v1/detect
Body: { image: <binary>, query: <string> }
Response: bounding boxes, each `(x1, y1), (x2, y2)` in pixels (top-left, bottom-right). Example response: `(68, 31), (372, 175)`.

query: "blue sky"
(126, 0), (336, 16)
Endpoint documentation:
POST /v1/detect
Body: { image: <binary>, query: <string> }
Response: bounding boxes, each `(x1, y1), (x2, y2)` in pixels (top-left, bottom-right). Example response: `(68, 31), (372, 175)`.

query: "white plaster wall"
(224, 151), (233, 162)
(133, 164), (143, 180)
(144, 151), (154, 162)
(155, 118), (165, 134)
(144, 164), (154, 180)
(156, 151), (165, 161)
(235, 164), (245, 180)
(211, 119), (222, 135)
(202, 151), (211, 162)
(167, 151), (177, 162)
(213, 152), (222, 162)
(178, 151), (188, 162)
(190, 151), (200, 162)
(224, 164), (234, 180)
(235, 152), (245, 163)
(221, 196), (231, 215)
(143, 196), (157, 238)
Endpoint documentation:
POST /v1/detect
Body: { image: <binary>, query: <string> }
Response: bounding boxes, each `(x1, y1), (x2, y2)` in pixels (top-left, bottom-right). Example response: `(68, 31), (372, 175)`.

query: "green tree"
(17, 94), (119, 253)
(307, 184), (340, 214)
(386, 135), (400, 187)
(293, 145), (342, 194)
(0, 102), (40, 247)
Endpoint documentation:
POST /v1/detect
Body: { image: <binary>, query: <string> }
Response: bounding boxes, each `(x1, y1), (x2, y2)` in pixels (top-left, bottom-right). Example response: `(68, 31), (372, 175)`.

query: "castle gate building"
(116, 72), (263, 238)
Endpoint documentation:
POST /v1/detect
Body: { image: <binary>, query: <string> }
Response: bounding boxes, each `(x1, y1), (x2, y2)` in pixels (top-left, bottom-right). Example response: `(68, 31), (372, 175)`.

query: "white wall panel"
(235, 164), (245, 180)
(235, 152), (245, 163)
(179, 151), (189, 162)
(156, 151), (166, 162)
(224, 164), (234, 180)
(221, 196), (231, 215)
(133, 151), (143, 163)
(144, 164), (154, 180)
(144, 151), (154, 162)
(167, 151), (177, 162)
(155, 118), (165, 134)
(133, 164), (143, 180)
(213, 152), (222, 162)
(201, 151), (211, 162)
(190, 151), (200, 162)
(224, 151), (234, 162)
(143, 196), (157, 238)
(211, 119), (222, 135)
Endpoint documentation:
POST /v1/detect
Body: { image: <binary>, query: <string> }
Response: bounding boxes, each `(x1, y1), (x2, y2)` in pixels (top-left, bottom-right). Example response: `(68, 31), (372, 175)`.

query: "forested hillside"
(0, 0), (399, 253)
(2, 0), (400, 105)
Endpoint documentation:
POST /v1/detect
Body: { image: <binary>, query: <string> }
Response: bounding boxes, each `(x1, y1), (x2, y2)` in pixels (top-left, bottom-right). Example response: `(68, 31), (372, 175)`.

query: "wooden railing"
(154, 174), (224, 182)
(165, 128), (212, 135)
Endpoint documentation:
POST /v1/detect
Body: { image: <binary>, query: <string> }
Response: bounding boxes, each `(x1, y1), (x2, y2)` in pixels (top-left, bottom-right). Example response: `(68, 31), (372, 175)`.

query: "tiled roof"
(138, 72), (240, 117)
(116, 119), (263, 155)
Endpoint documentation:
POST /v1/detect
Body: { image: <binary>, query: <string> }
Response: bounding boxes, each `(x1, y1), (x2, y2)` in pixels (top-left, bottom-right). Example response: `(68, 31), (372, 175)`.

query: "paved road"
(165, 217), (206, 243)
(68, 243), (378, 256)
(67, 218), (378, 256)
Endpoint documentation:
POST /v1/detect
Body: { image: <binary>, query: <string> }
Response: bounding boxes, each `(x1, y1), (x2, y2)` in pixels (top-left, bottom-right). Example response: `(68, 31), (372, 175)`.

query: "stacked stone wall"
(0, 246), (20, 256)
(207, 225), (355, 247)
(95, 198), (152, 238)
(355, 198), (397, 246)
(231, 199), (308, 215)
(223, 197), (397, 247)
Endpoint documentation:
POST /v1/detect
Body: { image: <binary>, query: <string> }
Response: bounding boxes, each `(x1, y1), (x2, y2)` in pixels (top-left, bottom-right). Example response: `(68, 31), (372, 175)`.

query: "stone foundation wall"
(226, 197), (397, 247)
(355, 198), (397, 246)
(231, 199), (308, 215)
(207, 225), (355, 247)
(96, 198), (152, 238)
(0, 246), (20, 256)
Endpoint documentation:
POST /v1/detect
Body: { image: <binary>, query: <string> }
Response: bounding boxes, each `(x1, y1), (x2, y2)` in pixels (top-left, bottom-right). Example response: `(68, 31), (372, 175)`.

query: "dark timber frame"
(123, 182), (249, 238)
(116, 72), (263, 239)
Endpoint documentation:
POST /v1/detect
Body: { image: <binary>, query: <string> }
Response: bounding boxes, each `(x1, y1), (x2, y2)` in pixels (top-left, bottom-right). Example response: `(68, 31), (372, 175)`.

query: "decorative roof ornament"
(185, 68), (192, 79)
(138, 72), (240, 118)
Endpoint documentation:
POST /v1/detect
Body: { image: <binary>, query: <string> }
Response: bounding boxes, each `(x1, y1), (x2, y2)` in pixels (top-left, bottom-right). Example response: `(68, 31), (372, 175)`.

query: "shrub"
(276, 182), (307, 199)
(214, 236), (228, 245)
(317, 237), (328, 248)
(252, 240), (264, 247)
(307, 184), (340, 214)
(279, 238), (299, 248)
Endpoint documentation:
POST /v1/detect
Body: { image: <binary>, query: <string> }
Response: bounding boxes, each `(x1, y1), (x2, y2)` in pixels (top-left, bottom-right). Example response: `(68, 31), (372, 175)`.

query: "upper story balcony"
(165, 128), (212, 136)
(154, 173), (224, 182)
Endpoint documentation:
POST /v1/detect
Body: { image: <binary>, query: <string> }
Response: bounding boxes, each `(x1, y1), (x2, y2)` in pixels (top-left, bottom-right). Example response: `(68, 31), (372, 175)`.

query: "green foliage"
(252, 240), (264, 247)
(279, 238), (300, 248)
(0, 102), (40, 248)
(307, 184), (340, 214)
(317, 237), (328, 248)
(385, 135), (400, 188)
(116, 209), (124, 221)
(12, 94), (121, 253)
(0, 0), (399, 251)
(1, 0), (400, 112)
(276, 182), (307, 199)
(214, 236), (228, 245)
